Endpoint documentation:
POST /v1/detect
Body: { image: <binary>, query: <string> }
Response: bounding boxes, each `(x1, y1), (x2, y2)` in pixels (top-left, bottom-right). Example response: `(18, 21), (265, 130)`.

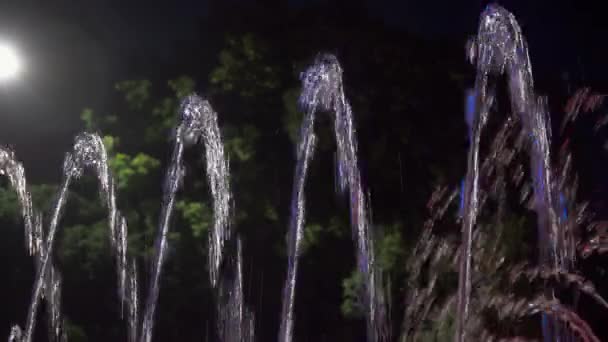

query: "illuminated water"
(457, 5), (561, 341)
(3, 4), (608, 342)
(3, 133), (137, 342)
(4, 96), (250, 342)
(279, 54), (388, 342)
(140, 95), (248, 342)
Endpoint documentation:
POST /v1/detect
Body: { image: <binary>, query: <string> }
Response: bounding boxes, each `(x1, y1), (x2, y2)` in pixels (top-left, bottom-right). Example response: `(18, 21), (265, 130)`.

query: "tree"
(2, 10), (475, 340)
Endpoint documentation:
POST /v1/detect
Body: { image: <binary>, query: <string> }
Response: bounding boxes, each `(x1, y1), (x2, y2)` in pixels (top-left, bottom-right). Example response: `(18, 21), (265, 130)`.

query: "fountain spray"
(5, 133), (138, 342)
(280, 54), (388, 342)
(457, 5), (562, 341)
(140, 95), (251, 342)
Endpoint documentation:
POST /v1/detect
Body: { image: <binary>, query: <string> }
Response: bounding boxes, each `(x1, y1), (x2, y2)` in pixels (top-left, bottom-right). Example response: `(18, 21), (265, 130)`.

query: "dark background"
(1, 0), (606, 179)
(1, 0), (608, 341)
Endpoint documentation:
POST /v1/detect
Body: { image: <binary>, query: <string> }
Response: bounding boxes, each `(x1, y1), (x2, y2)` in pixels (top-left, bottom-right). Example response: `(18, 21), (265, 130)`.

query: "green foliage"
(148, 97), (176, 140)
(376, 224), (405, 275)
(210, 33), (281, 98)
(264, 202), (279, 222)
(2, 22), (479, 341)
(326, 216), (347, 238)
(30, 184), (58, 211)
(145, 76), (196, 143)
(341, 270), (365, 319)
(115, 80), (152, 110)
(337, 222), (406, 322)
(298, 217), (348, 256)
(0, 184), (58, 224)
(176, 200), (212, 238)
(81, 108), (95, 130)
(301, 223), (323, 255)
(282, 87), (303, 143)
(59, 221), (110, 278)
(64, 319), (88, 342)
(102, 135), (119, 154)
(81, 108), (118, 131)
(223, 124), (260, 162)
(109, 152), (160, 190)
(0, 187), (20, 223)
(70, 76), (200, 272)
(169, 76), (196, 100)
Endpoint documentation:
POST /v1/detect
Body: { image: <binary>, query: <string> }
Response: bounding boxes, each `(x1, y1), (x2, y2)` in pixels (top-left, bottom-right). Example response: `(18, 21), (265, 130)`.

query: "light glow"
(0, 42), (22, 81)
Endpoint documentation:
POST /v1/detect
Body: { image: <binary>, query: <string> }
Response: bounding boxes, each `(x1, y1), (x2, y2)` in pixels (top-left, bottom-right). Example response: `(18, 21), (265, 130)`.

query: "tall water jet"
(217, 236), (255, 342)
(71, 134), (139, 342)
(2, 146), (65, 342)
(278, 71), (317, 342)
(197, 98), (233, 289)
(71, 133), (139, 342)
(9, 133), (138, 342)
(0, 148), (39, 257)
(458, 5), (561, 341)
(280, 53), (388, 342)
(139, 97), (189, 342)
(140, 95), (244, 342)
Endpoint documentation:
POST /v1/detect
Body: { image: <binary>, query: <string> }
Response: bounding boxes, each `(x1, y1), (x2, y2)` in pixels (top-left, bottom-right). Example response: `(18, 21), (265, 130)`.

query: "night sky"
(1, 0), (607, 182)
(0, 0), (608, 182)
(2, 1), (608, 341)
(0, 0), (209, 180)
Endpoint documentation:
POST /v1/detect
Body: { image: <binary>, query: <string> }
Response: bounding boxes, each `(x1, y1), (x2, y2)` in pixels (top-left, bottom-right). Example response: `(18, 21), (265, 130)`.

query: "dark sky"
(1, 0), (607, 181)
(377, 0), (608, 80)
(0, 0), (209, 180)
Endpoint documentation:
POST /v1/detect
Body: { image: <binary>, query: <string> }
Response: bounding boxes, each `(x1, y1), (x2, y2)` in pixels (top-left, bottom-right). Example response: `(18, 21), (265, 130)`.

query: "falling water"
(5, 133), (138, 342)
(457, 4), (562, 341)
(280, 53), (388, 342)
(0, 149), (59, 341)
(321, 55), (388, 342)
(197, 97), (233, 290)
(4, 95), (243, 342)
(0, 147), (63, 342)
(278, 76), (317, 342)
(140, 94), (246, 342)
(139, 110), (185, 342)
(5, 5), (605, 341)
(71, 134), (139, 342)
(217, 236), (255, 342)
(70, 134), (139, 342)
(0, 148), (39, 256)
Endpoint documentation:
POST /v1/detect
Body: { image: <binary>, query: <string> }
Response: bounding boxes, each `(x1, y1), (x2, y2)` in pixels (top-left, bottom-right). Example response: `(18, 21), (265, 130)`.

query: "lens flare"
(0, 43), (22, 81)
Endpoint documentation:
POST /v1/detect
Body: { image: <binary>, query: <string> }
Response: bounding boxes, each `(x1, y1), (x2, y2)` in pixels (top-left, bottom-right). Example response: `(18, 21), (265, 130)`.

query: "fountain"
(456, 4), (559, 341)
(2, 133), (138, 342)
(142, 94), (233, 292)
(453, 4), (608, 341)
(138, 94), (252, 342)
(279, 54), (388, 342)
(3, 3), (608, 342)
(3, 96), (252, 342)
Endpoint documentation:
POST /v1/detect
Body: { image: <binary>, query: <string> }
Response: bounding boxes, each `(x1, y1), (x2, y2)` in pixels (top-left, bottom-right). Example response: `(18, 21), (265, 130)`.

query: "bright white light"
(0, 43), (22, 81)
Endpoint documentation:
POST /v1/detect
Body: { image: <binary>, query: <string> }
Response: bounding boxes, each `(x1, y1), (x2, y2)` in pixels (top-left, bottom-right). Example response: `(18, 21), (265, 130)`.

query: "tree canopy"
(3, 2), (606, 341)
